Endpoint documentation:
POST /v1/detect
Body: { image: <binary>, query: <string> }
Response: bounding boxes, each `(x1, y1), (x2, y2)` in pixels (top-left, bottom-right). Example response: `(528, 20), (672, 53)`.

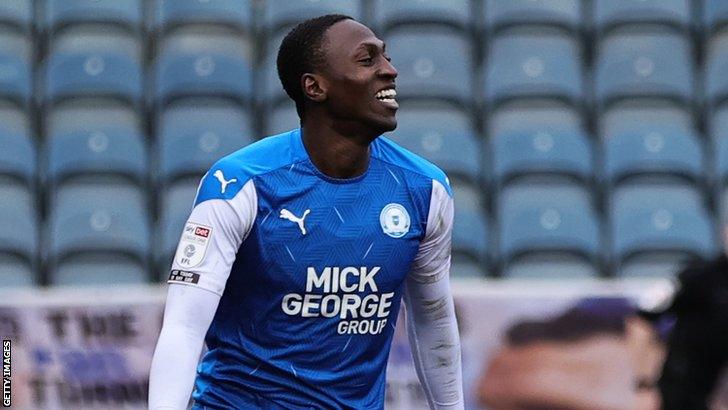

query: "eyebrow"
(356, 41), (386, 54)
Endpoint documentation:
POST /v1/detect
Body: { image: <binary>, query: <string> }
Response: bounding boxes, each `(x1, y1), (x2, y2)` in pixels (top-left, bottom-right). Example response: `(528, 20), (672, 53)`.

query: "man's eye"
(384, 55), (392, 62)
(360, 57), (374, 63)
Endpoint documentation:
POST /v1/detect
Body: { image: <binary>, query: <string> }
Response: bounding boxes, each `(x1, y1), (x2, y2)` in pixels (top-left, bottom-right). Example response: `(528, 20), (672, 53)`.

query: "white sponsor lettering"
(284, 265), (392, 335)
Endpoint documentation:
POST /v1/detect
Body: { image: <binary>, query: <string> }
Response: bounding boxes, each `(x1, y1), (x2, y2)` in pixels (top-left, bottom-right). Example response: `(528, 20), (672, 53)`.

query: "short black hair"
(277, 14), (354, 120)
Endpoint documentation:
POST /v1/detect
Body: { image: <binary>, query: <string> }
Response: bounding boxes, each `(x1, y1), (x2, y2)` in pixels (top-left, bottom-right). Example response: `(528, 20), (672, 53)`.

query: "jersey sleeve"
(168, 176), (257, 295)
(404, 178), (464, 409)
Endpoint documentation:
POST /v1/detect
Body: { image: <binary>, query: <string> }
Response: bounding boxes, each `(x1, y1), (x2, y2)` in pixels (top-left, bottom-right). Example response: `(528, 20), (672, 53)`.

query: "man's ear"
(302, 73), (327, 103)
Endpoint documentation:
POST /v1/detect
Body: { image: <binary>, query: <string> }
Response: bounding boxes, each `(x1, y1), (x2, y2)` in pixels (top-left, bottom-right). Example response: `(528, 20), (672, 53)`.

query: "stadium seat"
(484, 0), (581, 33)
(154, 30), (252, 107)
(715, 105), (728, 183)
(158, 181), (199, 276)
(0, 30), (31, 107)
(593, 0), (691, 33)
(262, 32), (288, 107)
(484, 31), (583, 106)
(492, 128), (592, 186)
(377, 0), (471, 31)
(47, 183), (150, 284)
(486, 101), (594, 184)
(595, 31), (693, 107)
(0, 104), (34, 185)
(387, 102), (480, 183)
(706, 34), (728, 106)
(46, 104), (147, 186)
(452, 181), (486, 213)
(611, 185), (714, 277)
(602, 104), (703, 184)
(704, 0), (728, 34)
(451, 255), (488, 278)
(264, 0), (360, 33)
(0, 255), (34, 287)
(43, 0), (143, 34)
(498, 183), (601, 277)
(45, 28), (142, 106)
(158, 101), (253, 184)
(0, 0), (32, 33)
(385, 27), (472, 105)
(453, 205), (489, 265)
(155, 0), (251, 34)
(0, 184), (37, 284)
(266, 102), (300, 136)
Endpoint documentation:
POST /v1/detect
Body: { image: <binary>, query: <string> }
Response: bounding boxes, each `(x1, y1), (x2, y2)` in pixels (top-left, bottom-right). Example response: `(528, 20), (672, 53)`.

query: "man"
(148, 14), (463, 409)
(477, 299), (665, 410)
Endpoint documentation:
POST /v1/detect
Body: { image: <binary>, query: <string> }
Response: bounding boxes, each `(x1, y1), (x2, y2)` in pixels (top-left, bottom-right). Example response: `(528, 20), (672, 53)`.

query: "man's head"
(277, 15), (398, 134)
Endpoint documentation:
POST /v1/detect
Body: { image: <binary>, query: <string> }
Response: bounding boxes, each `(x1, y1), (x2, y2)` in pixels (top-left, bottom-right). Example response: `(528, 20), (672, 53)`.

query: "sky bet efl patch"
(174, 222), (212, 268)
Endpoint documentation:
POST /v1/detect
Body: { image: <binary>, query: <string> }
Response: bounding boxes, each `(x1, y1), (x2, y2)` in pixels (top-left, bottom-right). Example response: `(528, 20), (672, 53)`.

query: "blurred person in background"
(148, 14), (463, 409)
(477, 298), (666, 410)
(637, 228), (728, 410)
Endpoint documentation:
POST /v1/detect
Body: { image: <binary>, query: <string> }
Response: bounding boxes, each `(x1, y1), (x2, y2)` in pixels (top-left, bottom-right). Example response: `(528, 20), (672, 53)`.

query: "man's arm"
(404, 179), (464, 410)
(149, 284), (221, 409)
(148, 176), (257, 409)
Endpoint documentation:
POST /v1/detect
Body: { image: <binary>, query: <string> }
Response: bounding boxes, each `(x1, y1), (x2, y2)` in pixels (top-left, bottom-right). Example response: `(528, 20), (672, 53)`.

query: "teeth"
(375, 89), (396, 99)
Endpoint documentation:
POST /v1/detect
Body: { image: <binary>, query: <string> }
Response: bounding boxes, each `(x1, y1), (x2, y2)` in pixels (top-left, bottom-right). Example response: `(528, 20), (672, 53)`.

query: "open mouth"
(375, 88), (398, 109)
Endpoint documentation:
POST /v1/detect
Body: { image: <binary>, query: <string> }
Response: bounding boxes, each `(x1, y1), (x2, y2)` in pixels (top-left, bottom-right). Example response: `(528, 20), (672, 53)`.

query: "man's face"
(315, 19), (398, 133)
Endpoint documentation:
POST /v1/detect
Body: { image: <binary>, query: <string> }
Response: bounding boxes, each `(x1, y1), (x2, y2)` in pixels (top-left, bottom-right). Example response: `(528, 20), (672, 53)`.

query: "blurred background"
(0, 0), (727, 409)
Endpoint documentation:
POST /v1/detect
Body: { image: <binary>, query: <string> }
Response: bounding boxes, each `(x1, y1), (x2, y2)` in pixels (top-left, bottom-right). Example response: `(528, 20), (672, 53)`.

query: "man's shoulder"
(195, 129), (304, 204)
(373, 135), (452, 197)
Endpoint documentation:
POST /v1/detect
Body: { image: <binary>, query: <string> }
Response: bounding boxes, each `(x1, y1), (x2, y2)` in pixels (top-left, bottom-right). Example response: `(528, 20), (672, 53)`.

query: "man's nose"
(379, 58), (398, 79)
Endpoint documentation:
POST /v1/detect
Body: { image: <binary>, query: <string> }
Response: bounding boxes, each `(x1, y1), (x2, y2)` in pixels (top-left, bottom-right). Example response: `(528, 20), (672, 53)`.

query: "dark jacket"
(658, 255), (728, 410)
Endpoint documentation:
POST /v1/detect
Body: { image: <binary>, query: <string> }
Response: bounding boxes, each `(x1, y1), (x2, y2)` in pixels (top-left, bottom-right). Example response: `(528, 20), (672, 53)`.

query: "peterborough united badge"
(380, 203), (410, 238)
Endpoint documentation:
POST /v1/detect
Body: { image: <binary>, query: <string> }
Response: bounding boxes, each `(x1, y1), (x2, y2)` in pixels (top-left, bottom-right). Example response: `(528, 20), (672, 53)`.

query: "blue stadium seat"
(594, 0), (691, 32)
(262, 32), (288, 107)
(704, 0), (728, 34)
(707, 34), (728, 105)
(0, 105), (34, 185)
(385, 28), (472, 105)
(453, 205), (489, 264)
(602, 105), (703, 183)
(595, 31), (693, 106)
(485, 32), (582, 106)
(158, 181), (198, 277)
(0, 0), (32, 33)
(46, 104), (146, 186)
(715, 105), (728, 182)
(0, 185), (37, 285)
(387, 102), (480, 182)
(484, 0), (581, 33)
(158, 102), (253, 183)
(0, 30), (31, 107)
(491, 104), (592, 185)
(264, 0), (360, 33)
(611, 185), (714, 277)
(451, 256), (488, 278)
(452, 182), (485, 213)
(48, 183), (150, 284)
(155, 0), (251, 33)
(45, 29), (142, 106)
(44, 0), (143, 33)
(266, 102), (299, 135)
(499, 183), (600, 277)
(0, 255), (34, 287)
(154, 31), (252, 107)
(492, 130), (592, 185)
(377, 0), (471, 31)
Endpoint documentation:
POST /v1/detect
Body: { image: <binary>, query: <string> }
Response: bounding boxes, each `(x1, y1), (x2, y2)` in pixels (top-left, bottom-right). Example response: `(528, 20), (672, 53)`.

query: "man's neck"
(301, 118), (379, 179)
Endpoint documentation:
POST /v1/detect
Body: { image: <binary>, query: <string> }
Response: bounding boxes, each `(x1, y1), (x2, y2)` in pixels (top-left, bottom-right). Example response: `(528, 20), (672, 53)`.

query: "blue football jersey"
(168, 128), (453, 409)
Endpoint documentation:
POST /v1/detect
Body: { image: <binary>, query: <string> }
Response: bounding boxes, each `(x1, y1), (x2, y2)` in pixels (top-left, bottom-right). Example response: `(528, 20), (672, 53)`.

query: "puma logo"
(280, 208), (311, 235)
(213, 170), (237, 194)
